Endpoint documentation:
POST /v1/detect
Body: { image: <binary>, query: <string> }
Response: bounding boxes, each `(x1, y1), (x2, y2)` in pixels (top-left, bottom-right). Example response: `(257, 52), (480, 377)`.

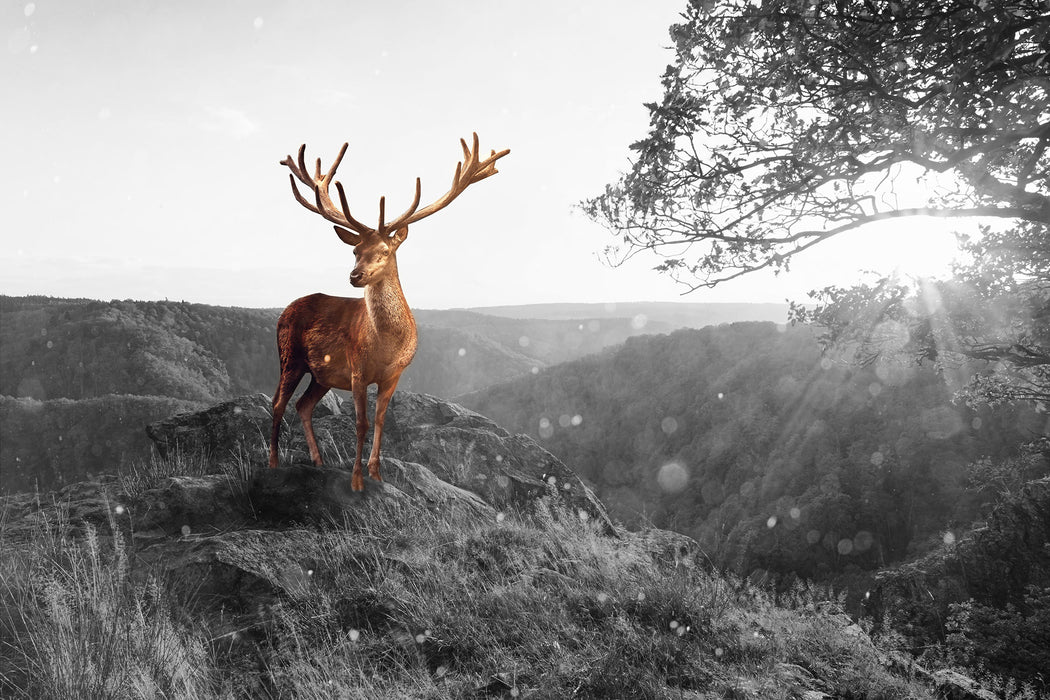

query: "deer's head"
(281, 134), (510, 288)
(343, 227), (407, 287)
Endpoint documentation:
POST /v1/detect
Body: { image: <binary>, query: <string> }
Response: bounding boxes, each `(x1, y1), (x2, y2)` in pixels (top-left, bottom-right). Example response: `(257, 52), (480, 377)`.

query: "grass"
(116, 449), (213, 497)
(0, 506), (211, 698)
(0, 458), (938, 699)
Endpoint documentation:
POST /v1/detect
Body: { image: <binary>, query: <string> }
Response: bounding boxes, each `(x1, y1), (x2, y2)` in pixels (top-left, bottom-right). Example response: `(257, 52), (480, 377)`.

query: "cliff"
(0, 392), (983, 698)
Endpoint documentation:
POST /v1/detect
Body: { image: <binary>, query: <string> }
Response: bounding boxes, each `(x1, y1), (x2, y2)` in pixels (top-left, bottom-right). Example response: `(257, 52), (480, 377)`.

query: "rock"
(0, 458), (490, 546)
(146, 393), (274, 464)
(380, 457), (494, 519)
(625, 527), (708, 571)
(929, 670), (998, 700)
(884, 652), (996, 700)
(313, 392), (343, 417)
(145, 391), (613, 531)
(246, 460), (494, 526)
(370, 392), (613, 531)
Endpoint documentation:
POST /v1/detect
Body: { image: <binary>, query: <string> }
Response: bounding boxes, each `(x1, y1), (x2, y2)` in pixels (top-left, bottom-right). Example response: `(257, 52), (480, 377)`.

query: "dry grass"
(0, 506), (211, 698)
(1, 470), (936, 699)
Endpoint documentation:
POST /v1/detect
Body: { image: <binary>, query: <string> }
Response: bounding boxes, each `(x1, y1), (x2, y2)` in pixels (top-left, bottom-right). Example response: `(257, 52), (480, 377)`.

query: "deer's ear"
(391, 226), (409, 247)
(334, 226), (362, 247)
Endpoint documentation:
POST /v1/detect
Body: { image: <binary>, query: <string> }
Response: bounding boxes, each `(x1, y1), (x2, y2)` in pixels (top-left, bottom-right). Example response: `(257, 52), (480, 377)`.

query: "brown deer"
(269, 133), (510, 491)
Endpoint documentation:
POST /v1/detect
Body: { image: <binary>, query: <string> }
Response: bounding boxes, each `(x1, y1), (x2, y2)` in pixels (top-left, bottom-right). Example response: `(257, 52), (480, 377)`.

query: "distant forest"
(0, 296), (699, 405)
(460, 323), (1047, 589)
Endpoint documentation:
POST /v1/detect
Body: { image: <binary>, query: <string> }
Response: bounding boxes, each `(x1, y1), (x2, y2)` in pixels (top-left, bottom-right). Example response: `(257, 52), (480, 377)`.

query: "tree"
(582, 0), (1050, 290)
(787, 234), (1050, 407)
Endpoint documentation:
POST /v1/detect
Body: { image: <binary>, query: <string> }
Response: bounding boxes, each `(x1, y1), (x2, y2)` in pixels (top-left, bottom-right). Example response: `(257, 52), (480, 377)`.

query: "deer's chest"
(354, 332), (416, 380)
(304, 330), (415, 392)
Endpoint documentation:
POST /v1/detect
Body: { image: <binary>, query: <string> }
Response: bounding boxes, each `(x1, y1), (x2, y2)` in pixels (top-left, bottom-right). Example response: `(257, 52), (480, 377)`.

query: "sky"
(2, 0), (967, 310)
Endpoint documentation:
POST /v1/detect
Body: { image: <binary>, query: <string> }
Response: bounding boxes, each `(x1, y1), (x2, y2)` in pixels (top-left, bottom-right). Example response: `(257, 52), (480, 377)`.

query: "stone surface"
(625, 526), (709, 571)
(145, 391), (613, 531)
(146, 393), (275, 464)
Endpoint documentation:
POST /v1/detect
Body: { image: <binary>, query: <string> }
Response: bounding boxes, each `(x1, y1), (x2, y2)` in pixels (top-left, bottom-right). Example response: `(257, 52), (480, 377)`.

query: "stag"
(269, 133), (510, 491)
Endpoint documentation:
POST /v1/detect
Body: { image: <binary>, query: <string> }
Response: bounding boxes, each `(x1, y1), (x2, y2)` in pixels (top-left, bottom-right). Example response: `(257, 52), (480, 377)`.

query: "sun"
(825, 215), (968, 281)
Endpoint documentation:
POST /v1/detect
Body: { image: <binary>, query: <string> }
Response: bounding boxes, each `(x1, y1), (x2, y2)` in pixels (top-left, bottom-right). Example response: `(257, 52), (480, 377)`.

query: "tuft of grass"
(0, 515), (212, 699)
(118, 449), (213, 497)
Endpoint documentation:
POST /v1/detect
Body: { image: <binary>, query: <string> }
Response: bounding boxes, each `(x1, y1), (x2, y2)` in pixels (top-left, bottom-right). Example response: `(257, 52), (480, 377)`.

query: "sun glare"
(794, 215), (969, 289)
(795, 162), (980, 287)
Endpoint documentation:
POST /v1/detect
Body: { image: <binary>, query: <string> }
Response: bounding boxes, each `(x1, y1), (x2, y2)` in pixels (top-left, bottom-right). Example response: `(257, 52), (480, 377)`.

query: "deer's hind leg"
(296, 377), (330, 466)
(270, 364), (306, 469)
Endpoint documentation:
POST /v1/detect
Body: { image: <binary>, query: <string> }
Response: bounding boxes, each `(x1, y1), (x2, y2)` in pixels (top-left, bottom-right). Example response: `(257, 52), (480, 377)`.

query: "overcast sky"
(2, 0), (965, 309)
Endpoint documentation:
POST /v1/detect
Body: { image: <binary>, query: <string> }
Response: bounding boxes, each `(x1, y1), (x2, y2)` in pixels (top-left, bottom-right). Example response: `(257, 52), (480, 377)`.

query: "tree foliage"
(946, 586), (1050, 693)
(582, 0), (1050, 289)
(790, 224), (1050, 406)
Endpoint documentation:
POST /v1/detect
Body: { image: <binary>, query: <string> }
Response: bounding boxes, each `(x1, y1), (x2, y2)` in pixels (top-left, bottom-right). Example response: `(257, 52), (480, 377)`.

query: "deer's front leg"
(350, 379), (369, 492)
(366, 373), (402, 482)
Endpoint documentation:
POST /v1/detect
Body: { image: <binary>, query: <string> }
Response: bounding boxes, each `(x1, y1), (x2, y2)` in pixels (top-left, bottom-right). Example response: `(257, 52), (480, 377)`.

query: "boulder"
(368, 392), (612, 530)
(313, 391), (343, 417)
(625, 527), (708, 571)
(146, 393), (274, 464)
(0, 459), (491, 547)
(145, 391), (613, 531)
(246, 459), (494, 526)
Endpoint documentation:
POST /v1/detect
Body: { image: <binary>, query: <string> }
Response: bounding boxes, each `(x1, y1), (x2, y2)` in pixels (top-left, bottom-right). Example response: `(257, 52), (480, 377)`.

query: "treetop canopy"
(583, 0), (1050, 290)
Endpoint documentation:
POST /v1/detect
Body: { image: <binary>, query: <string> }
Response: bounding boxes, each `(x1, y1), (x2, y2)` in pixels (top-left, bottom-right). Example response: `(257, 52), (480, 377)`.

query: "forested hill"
(0, 297), (552, 401)
(1, 296), (278, 402)
(1, 296), (793, 404)
(459, 322), (1045, 583)
(413, 308), (677, 366)
(464, 301), (789, 329)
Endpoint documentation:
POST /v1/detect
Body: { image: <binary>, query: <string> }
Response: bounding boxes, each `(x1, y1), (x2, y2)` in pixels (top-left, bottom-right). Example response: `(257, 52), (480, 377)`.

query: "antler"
(280, 133), (510, 239)
(381, 132), (511, 234)
(280, 143), (374, 238)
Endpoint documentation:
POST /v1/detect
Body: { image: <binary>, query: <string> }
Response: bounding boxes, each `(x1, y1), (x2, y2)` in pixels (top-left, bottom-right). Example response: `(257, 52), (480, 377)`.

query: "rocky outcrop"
(146, 391), (613, 531)
(1, 390), (620, 688)
(0, 460), (490, 544)
(145, 393), (275, 467)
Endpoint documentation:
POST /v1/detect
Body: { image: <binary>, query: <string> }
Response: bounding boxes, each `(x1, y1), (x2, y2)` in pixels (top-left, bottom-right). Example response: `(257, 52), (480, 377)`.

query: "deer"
(269, 133), (510, 491)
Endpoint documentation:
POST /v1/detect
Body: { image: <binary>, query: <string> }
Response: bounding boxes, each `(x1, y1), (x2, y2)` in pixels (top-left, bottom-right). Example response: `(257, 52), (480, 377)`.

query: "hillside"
(414, 307), (677, 365)
(0, 394), (204, 493)
(0, 296), (275, 402)
(1, 296), (711, 405)
(0, 393), (961, 699)
(466, 301), (790, 328)
(874, 474), (1050, 685)
(458, 322), (1046, 588)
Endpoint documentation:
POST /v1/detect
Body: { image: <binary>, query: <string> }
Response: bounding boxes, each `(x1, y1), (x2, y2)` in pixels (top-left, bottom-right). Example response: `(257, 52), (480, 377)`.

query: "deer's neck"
(364, 263), (416, 344)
